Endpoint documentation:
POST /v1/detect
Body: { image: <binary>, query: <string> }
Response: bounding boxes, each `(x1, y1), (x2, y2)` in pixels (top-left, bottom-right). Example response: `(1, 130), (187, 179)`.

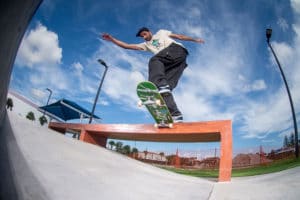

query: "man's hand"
(101, 33), (114, 41)
(195, 38), (205, 44)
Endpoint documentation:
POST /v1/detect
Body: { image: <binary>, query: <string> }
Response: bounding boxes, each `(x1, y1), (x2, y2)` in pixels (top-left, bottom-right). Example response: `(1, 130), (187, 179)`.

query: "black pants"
(148, 43), (188, 116)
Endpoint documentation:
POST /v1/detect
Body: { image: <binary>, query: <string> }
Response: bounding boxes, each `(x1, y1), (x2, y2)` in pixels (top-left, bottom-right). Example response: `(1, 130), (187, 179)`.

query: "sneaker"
(172, 115), (183, 123)
(158, 85), (171, 94)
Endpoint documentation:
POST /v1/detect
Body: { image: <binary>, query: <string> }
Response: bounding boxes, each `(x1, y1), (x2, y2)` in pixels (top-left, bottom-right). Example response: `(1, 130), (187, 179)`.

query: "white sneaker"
(158, 85), (171, 94)
(172, 115), (183, 123)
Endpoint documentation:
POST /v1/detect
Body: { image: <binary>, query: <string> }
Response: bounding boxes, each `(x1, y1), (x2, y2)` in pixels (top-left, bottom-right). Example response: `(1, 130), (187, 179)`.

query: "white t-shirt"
(137, 29), (183, 54)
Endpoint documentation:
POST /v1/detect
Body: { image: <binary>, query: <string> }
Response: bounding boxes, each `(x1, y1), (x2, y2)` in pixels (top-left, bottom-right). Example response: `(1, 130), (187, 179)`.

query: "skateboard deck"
(136, 81), (173, 128)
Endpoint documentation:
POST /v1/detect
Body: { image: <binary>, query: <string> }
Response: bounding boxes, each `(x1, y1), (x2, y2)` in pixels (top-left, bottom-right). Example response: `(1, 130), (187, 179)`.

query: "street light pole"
(266, 28), (299, 158)
(89, 59), (109, 124)
(45, 88), (52, 106)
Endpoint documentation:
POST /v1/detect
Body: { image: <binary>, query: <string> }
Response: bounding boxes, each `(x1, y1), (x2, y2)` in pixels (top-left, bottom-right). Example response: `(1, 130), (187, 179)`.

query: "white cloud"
(277, 18), (289, 32)
(31, 88), (47, 99)
(271, 41), (294, 70)
(149, 0), (203, 37)
(240, 88), (292, 139)
(252, 80), (267, 91)
(291, 0), (300, 15)
(72, 62), (84, 76)
(103, 66), (145, 108)
(69, 61), (97, 95)
(16, 23), (62, 68)
(29, 88), (55, 106)
(71, 62), (98, 95)
(29, 66), (69, 91)
(14, 23), (72, 98)
(237, 75), (267, 92)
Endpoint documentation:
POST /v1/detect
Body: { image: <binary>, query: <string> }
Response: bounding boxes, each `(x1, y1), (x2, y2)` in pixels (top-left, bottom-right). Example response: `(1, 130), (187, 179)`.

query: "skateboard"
(136, 81), (173, 128)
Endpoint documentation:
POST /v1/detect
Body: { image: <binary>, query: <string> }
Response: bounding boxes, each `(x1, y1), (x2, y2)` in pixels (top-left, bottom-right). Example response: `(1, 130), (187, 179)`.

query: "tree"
(123, 145), (131, 155)
(26, 111), (35, 121)
(115, 141), (123, 153)
(159, 152), (165, 160)
(39, 115), (48, 126)
(108, 140), (115, 150)
(283, 135), (289, 148)
(132, 147), (138, 158)
(6, 98), (13, 111)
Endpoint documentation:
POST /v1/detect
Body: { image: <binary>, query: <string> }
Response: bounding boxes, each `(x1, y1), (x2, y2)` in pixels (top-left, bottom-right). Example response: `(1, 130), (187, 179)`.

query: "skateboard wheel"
(154, 123), (158, 128)
(168, 123), (173, 128)
(155, 99), (161, 106)
(138, 101), (143, 107)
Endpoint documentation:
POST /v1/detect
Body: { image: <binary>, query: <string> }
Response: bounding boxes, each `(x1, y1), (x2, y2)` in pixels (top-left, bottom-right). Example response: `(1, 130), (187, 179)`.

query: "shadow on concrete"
(0, 112), (49, 199)
(0, 112), (18, 199)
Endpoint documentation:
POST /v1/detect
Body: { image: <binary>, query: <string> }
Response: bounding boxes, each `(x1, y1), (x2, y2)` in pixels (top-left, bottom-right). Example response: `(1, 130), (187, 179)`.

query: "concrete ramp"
(4, 112), (214, 200)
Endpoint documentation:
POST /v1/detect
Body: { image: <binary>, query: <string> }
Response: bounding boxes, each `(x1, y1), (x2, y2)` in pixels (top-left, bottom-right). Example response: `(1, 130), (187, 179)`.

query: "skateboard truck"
(154, 122), (173, 128)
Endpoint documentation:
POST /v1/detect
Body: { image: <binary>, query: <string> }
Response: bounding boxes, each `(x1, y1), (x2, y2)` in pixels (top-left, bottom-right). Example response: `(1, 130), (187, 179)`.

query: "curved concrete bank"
(5, 112), (214, 199)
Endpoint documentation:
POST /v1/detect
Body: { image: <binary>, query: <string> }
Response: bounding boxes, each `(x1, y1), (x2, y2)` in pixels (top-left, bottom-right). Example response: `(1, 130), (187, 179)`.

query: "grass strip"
(159, 158), (300, 178)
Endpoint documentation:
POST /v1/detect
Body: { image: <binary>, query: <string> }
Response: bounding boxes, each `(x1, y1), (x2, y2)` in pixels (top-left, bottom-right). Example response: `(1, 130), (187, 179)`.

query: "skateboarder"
(101, 27), (204, 122)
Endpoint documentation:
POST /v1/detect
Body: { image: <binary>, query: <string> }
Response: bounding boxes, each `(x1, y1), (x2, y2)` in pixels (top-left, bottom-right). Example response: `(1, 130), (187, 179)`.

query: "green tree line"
(283, 132), (296, 148)
(108, 140), (138, 156)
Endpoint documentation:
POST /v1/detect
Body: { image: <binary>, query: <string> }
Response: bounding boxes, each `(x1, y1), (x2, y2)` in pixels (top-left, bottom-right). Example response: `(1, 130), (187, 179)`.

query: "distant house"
(136, 151), (167, 165)
(267, 147), (295, 160)
(233, 153), (272, 168)
(196, 157), (220, 169)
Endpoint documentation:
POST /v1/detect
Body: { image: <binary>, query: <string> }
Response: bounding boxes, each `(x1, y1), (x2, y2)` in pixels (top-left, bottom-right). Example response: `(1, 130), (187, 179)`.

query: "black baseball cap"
(136, 27), (150, 37)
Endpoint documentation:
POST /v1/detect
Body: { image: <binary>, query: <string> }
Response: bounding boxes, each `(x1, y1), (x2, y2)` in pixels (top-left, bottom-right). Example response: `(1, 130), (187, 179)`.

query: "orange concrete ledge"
(49, 120), (232, 182)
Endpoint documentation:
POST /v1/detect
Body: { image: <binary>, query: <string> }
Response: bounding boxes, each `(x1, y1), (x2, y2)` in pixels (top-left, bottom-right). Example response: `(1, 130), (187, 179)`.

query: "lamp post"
(89, 59), (109, 124)
(43, 88), (52, 117)
(266, 28), (299, 158)
(45, 88), (52, 106)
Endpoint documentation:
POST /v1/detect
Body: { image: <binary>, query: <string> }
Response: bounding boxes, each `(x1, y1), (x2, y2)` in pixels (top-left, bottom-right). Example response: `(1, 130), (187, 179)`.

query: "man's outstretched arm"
(169, 33), (205, 44)
(101, 33), (143, 50)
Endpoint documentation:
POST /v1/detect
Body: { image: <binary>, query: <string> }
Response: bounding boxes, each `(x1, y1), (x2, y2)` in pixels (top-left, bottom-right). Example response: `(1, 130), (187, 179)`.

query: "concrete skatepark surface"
(2, 111), (300, 200)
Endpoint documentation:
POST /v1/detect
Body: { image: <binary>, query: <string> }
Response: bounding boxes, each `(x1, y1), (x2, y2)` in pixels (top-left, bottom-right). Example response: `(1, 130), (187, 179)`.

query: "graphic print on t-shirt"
(151, 39), (161, 49)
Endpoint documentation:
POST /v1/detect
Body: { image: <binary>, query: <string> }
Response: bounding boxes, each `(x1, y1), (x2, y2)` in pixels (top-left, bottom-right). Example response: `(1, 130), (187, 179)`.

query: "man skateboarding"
(101, 27), (204, 122)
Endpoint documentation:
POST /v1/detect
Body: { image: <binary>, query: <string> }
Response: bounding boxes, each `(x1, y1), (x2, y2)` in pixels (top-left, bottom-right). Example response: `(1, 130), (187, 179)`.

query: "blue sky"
(10, 0), (300, 156)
